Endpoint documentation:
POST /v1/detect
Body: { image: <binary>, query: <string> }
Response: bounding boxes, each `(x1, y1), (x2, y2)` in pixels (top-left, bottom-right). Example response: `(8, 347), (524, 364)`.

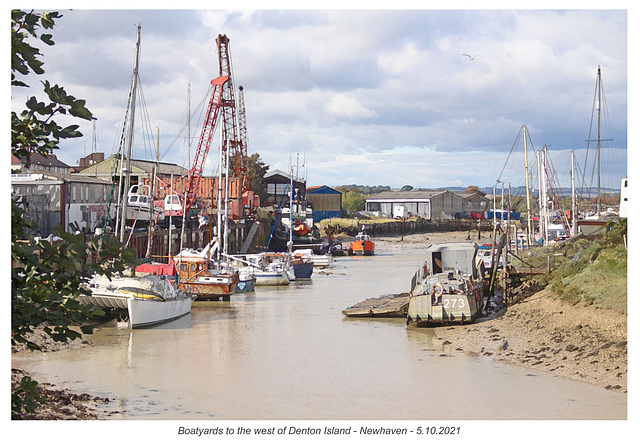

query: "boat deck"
(342, 293), (410, 317)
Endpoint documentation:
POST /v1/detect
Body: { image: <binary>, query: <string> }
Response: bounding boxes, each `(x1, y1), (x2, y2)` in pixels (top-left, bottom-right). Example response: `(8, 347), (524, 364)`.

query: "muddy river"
(12, 241), (626, 421)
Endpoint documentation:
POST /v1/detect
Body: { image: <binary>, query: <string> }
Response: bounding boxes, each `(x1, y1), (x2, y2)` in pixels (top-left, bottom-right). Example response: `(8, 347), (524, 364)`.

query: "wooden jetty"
(342, 293), (410, 318)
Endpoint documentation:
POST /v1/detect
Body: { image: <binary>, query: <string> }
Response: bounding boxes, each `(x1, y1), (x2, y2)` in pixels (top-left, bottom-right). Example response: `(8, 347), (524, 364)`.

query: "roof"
(307, 185), (341, 195)
(366, 190), (448, 201)
(459, 192), (486, 199)
(12, 172), (112, 185)
(75, 156), (187, 177)
(12, 152), (71, 169)
(264, 169), (306, 188)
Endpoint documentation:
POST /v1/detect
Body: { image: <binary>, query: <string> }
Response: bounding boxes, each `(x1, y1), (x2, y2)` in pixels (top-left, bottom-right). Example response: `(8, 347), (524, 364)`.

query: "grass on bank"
(512, 219), (627, 314)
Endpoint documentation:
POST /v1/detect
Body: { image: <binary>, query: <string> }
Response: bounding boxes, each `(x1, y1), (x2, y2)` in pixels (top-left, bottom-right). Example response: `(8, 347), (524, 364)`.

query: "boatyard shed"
(307, 186), (342, 222)
(11, 173), (115, 235)
(458, 192), (490, 216)
(75, 154), (188, 185)
(264, 170), (306, 207)
(365, 190), (463, 220)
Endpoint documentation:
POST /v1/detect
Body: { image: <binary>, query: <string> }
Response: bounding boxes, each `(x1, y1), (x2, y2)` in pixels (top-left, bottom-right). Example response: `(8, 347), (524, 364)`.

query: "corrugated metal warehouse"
(365, 190), (464, 220)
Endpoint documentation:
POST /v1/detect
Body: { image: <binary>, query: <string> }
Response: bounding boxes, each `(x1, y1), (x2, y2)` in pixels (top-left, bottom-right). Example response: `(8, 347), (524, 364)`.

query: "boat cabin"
(424, 242), (480, 279)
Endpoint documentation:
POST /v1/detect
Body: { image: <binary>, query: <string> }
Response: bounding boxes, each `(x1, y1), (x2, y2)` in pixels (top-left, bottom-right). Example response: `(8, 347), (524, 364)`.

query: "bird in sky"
(462, 53), (480, 60)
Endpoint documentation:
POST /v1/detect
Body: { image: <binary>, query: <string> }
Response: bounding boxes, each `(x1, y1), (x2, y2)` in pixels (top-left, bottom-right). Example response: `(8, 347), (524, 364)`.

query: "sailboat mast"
(596, 66), (602, 216)
(571, 151), (577, 236)
(119, 24), (141, 243)
(523, 125), (533, 246)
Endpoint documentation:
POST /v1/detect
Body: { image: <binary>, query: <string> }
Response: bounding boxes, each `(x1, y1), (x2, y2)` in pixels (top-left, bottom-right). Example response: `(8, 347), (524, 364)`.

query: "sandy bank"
(375, 230), (627, 393)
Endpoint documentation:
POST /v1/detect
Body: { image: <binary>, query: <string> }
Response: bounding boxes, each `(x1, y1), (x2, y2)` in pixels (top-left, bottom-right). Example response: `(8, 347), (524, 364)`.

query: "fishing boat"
(406, 242), (483, 326)
(80, 274), (192, 328)
(350, 226), (375, 256)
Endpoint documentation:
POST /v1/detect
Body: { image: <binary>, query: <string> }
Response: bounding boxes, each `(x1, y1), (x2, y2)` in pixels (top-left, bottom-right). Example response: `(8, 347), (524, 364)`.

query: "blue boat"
(292, 259), (313, 279)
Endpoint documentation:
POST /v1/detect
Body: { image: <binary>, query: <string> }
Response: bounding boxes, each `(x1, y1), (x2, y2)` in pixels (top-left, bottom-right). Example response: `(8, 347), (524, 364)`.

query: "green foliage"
(12, 374), (45, 419)
(11, 200), (136, 416)
(241, 152), (269, 203)
(342, 190), (366, 213)
(11, 9), (94, 162)
(11, 201), (136, 351)
(10, 9), (130, 418)
(336, 184), (391, 195)
(547, 219), (627, 313)
(463, 185), (486, 196)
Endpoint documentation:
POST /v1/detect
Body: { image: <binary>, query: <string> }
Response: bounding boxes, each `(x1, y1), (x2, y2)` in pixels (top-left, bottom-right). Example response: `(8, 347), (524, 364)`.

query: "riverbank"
(380, 231), (627, 393)
(11, 230), (627, 419)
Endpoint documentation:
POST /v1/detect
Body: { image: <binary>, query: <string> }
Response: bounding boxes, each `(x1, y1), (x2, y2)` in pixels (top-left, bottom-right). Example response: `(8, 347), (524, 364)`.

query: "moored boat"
(406, 242), (483, 326)
(80, 274), (192, 328)
(236, 267), (256, 292)
(292, 257), (313, 279)
(245, 253), (292, 286)
(350, 226), (375, 256)
(174, 255), (238, 301)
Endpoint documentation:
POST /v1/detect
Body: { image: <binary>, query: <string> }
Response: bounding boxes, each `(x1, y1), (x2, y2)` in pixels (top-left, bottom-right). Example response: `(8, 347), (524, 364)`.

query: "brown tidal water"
(12, 241), (626, 420)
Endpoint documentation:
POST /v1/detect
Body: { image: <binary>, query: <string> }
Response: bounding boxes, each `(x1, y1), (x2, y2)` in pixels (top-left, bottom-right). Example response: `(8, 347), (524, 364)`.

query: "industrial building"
(365, 190), (468, 220)
(306, 185), (342, 222)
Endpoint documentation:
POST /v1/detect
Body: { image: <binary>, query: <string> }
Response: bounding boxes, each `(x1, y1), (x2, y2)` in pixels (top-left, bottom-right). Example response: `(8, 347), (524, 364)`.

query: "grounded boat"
(244, 253), (291, 286)
(173, 248), (238, 301)
(236, 267), (257, 292)
(292, 256), (313, 279)
(406, 242), (483, 326)
(80, 274), (192, 328)
(294, 248), (333, 267)
(350, 227), (375, 256)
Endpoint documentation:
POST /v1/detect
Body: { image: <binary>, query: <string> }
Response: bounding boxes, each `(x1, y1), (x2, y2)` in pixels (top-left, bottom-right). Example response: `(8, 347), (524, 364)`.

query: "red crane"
(237, 85), (254, 194)
(216, 34), (248, 193)
(165, 75), (228, 222)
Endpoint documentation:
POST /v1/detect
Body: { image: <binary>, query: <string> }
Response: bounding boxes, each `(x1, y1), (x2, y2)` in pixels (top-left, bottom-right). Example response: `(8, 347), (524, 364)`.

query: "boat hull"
(236, 277), (256, 292)
(127, 296), (192, 328)
(350, 240), (375, 255)
(293, 261), (313, 279)
(178, 280), (237, 300)
(407, 291), (480, 326)
(254, 272), (290, 286)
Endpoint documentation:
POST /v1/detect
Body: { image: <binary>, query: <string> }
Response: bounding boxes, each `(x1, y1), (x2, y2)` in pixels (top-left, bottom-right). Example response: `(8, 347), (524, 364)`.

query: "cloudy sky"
(11, 4), (630, 192)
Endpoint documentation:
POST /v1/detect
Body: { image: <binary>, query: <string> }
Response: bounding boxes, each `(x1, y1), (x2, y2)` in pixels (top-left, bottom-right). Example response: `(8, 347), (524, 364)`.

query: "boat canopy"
(424, 242), (479, 277)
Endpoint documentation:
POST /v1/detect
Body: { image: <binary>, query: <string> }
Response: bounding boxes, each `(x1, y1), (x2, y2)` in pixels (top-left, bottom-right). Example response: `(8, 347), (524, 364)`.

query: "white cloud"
(11, 8), (628, 190)
(323, 95), (377, 119)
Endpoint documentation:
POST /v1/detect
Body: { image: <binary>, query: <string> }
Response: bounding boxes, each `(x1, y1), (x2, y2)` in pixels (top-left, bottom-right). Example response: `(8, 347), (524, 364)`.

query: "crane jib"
(183, 76), (229, 216)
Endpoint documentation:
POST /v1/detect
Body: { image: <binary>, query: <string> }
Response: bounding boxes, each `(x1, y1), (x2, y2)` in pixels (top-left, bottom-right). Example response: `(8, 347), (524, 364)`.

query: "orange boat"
(350, 228), (375, 256)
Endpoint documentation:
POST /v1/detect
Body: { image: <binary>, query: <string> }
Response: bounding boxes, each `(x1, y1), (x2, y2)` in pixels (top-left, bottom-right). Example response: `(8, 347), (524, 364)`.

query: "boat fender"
(433, 283), (444, 299)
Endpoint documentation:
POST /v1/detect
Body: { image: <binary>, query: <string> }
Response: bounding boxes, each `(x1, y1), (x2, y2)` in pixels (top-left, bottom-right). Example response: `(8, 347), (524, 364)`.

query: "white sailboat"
(85, 25), (192, 327)
(81, 274), (192, 328)
(577, 66), (621, 235)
